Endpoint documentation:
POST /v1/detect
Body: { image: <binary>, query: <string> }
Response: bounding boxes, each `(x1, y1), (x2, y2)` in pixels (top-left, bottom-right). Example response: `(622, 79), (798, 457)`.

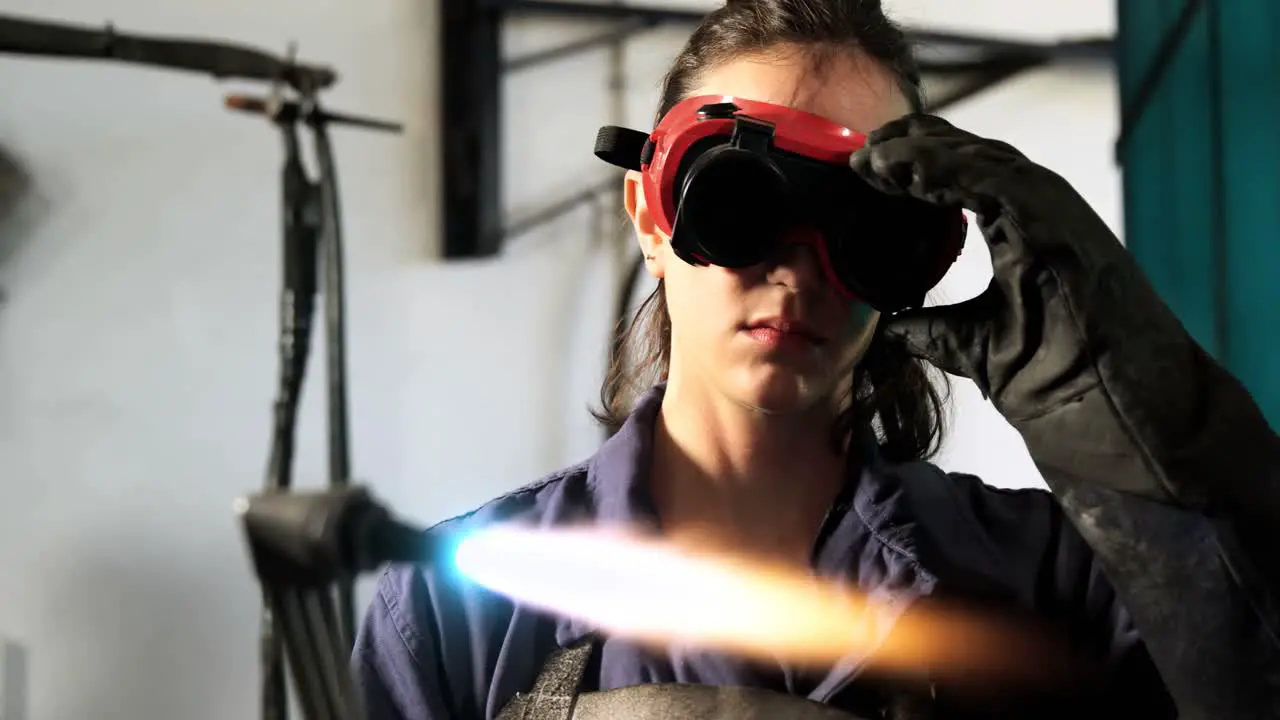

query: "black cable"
(262, 115), (320, 720)
(225, 85), (398, 720)
(303, 589), (356, 718)
(266, 119), (319, 491)
(277, 590), (334, 720)
(307, 96), (357, 650)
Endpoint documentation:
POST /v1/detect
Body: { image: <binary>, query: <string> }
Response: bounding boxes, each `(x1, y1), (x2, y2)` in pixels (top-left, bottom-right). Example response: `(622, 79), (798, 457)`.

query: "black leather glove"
(849, 114), (1278, 516)
(851, 114), (1280, 720)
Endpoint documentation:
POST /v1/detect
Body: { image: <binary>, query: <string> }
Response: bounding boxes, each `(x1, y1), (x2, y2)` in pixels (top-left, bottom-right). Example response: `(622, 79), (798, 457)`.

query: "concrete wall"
(0, 1), (1117, 718)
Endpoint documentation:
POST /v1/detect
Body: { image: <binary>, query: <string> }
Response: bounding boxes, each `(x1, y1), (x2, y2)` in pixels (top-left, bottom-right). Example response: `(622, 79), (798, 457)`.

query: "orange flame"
(453, 525), (1079, 688)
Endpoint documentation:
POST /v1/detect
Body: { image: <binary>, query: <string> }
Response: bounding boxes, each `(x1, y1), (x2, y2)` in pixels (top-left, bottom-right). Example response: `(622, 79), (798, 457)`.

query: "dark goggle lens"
(673, 146), (959, 312)
(675, 145), (791, 267)
(814, 184), (959, 310)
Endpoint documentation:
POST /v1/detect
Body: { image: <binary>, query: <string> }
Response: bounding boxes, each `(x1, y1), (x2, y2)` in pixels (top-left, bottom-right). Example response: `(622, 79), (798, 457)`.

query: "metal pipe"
(504, 19), (657, 72)
(0, 12), (336, 90)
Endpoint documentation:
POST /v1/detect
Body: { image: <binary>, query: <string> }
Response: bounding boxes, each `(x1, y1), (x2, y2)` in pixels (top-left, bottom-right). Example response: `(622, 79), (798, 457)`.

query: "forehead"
(687, 48), (909, 134)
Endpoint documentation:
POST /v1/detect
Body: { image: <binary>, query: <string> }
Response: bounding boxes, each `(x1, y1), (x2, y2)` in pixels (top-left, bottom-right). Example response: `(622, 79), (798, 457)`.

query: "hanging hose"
(227, 85), (402, 720)
(260, 114), (318, 720)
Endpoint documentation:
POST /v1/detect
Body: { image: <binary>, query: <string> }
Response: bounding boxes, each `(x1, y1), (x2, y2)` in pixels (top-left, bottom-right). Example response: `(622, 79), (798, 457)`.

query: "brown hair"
(596, 0), (948, 463)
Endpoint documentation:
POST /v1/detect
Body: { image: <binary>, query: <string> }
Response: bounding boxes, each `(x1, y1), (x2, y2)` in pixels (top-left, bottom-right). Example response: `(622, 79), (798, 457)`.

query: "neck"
(649, 376), (848, 565)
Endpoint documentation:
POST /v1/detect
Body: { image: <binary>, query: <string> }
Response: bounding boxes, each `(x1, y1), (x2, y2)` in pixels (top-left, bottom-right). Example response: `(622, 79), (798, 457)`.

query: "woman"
(353, 1), (1280, 718)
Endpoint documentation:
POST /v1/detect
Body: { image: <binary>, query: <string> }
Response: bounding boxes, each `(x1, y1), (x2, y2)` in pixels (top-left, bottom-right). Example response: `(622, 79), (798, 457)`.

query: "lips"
(743, 317), (827, 347)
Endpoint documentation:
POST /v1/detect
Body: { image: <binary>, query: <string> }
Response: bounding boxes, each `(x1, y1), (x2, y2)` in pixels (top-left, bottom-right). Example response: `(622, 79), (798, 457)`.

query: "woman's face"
(625, 48), (911, 415)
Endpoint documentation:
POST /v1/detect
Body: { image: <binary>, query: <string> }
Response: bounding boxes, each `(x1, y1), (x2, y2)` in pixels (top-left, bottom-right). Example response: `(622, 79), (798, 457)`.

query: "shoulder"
(894, 459), (1061, 541)
(889, 460), (1086, 606)
(893, 465), (1170, 711)
(900, 466), (1172, 708)
(431, 458), (596, 537)
(374, 457), (592, 623)
(939, 469), (1063, 541)
(355, 462), (592, 710)
(940, 470), (1098, 576)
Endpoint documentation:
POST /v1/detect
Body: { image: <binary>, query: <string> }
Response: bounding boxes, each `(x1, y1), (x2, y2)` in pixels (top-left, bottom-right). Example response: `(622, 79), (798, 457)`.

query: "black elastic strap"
(594, 126), (649, 171)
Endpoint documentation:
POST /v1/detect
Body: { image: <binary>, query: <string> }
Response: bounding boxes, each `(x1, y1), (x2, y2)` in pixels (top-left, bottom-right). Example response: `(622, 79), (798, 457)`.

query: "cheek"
(664, 265), (747, 334)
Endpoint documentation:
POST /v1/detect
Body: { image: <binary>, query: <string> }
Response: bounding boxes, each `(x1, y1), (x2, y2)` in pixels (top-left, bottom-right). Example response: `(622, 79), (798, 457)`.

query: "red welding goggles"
(594, 95), (966, 313)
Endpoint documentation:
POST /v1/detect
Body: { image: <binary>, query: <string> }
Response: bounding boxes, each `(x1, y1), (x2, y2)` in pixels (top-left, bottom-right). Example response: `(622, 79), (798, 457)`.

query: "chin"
(729, 367), (831, 415)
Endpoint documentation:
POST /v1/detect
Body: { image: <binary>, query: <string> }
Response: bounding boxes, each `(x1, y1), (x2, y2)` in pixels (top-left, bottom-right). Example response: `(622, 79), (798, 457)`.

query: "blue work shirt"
(352, 386), (1174, 719)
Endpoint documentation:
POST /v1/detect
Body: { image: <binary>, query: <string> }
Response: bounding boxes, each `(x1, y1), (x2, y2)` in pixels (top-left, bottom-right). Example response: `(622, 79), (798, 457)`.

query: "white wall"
(0, 1), (1118, 719)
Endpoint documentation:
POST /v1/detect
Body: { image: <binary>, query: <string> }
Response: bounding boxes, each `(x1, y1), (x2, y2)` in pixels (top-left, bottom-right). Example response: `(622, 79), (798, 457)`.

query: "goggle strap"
(594, 126), (650, 171)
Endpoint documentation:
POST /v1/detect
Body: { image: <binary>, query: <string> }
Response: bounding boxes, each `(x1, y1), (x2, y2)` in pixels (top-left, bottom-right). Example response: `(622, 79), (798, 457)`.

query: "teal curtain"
(1117, 0), (1280, 426)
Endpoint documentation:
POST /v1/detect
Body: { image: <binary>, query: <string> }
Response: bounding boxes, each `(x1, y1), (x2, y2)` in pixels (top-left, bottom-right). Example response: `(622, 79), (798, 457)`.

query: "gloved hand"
(849, 114), (1278, 516)
(850, 116), (1280, 719)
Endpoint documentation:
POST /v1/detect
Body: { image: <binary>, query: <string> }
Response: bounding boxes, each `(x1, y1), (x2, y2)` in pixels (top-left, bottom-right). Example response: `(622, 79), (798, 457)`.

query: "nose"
(765, 228), (826, 291)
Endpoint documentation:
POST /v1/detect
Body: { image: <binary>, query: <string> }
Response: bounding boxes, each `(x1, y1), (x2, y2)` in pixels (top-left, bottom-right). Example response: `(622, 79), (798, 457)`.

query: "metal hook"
(267, 41), (298, 121)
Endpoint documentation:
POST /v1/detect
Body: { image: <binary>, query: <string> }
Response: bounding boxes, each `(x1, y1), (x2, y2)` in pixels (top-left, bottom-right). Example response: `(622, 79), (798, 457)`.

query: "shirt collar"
(581, 383), (932, 558)
(585, 384), (665, 529)
(561, 384), (940, 650)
